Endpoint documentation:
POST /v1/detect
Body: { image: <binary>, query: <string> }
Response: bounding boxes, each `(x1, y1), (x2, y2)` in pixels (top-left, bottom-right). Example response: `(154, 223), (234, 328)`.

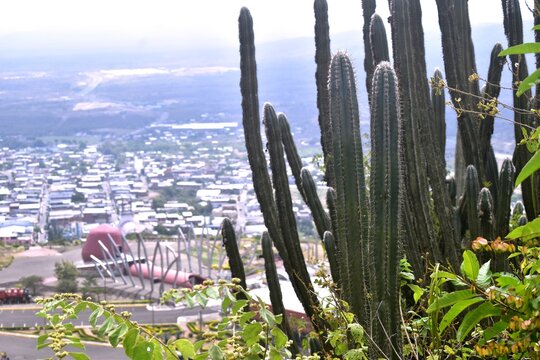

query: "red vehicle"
(0, 288), (31, 304)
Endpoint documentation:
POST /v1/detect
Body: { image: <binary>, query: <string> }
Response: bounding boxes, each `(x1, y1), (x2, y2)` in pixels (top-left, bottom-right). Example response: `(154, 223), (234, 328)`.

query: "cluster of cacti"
(224, 0), (536, 358)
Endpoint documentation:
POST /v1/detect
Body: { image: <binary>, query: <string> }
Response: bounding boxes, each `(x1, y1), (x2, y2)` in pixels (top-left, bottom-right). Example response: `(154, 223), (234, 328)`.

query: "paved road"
(0, 331), (126, 360)
(0, 303), (220, 328)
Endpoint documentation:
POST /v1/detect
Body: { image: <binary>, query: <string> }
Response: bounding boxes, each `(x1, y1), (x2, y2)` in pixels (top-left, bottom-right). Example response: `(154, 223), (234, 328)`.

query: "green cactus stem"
(369, 14), (390, 67)
(431, 68), (446, 159)
(369, 61), (402, 358)
(478, 187), (495, 241)
(221, 218), (247, 296)
(314, 0), (333, 188)
(435, 0), (483, 181)
(495, 159), (515, 238)
(322, 231), (340, 285)
(261, 231), (297, 353)
(502, 0), (539, 220)
(328, 51), (369, 322)
(263, 102), (322, 329)
(301, 168), (332, 240)
(461, 165), (481, 247)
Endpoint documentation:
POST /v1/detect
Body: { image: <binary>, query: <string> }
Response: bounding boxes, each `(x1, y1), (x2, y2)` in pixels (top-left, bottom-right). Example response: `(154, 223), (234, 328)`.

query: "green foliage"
(420, 241), (540, 358)
(20, 275), (43, 296)
(36, 275), (369, 359)
(54, 261), (79, 294)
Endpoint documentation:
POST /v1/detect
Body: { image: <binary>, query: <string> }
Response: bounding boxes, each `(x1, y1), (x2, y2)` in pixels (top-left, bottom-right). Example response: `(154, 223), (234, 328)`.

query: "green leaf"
(427, 289), (476, 313)
(122, 328), (139, 358)
(132, 341), (154, 360)
(438, 297), (484, 334)
(269, 348), (282, 360)
(271, 327), (287, 349)
(476, 260), (492, 288)
(496, 273), (520, 287)
(232, 299), (249, 314)
(533, 25), (540, 30)
(499, 42), (540, 56)
(516, 68), (540, 96)
(97, 316), (114, 337)
(208, 345), (225, 360)
(108, 323), (128, 347)
(506, 217), (540, 241)
(242, 322), (262, 346)
(36, 333), (48, 348)
(457, 302), (501, 342)
(150, 339), (164, 360)
(484, 320), (508, 341)
(69, 352), (91, 360)
(515, 150), (540, 188)
(88, 307), (104, 327)
(74, 302), (87, 314)
(407, 284), (426, 303)
(174, 339), (195, 359)
(461, 250), (480, 281)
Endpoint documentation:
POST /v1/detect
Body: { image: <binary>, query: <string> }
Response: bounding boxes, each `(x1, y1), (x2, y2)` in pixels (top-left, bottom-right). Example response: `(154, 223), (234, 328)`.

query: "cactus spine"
(369, 62), (402, 358)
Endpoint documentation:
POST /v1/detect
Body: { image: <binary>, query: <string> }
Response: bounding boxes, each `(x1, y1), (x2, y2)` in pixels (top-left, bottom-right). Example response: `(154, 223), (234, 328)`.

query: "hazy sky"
(0, 0), (533, 49)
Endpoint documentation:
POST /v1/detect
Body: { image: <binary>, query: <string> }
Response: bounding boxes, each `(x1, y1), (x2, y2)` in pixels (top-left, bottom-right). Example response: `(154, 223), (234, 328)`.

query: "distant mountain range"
(0, 21), (533, 160)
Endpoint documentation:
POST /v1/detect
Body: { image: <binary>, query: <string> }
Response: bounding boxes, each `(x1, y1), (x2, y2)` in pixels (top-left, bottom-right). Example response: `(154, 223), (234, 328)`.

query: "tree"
(80, 274), (100, 300)
(20, 275), (43, 296)
(55, 261), (79, 293)
(71, 191), (86, 204)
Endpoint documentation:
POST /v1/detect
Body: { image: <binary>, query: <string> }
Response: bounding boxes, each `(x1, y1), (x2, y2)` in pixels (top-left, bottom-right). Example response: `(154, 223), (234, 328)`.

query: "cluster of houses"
(0, 122), (323, 247)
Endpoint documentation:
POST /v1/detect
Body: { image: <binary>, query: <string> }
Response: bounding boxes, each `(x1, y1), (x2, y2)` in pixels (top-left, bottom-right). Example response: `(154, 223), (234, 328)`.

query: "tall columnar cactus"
(435, 0), (483, 182)
(369, 14), (390, 68)
(238, 8), (325, 334)
(221, 218), (247, 295)
(387, 0), (459, 272)
(261, 231), (297, 353)
(368, 61), (402, 358)
(502, 0), (540, 220)
(313, 0), (333, 188)
(328, 51), (370, 322)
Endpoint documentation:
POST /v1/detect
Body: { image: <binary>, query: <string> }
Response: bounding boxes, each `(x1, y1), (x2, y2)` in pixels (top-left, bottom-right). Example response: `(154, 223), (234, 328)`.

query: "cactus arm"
(238, 8), (286, 261)
(301, 168), (332, 240)
(495, 159), (515, 238)
(478, 188), (495, 241)
(263, 103), (322, 328)
(361, 0), (377, 99)
(279, 112), (306, 202)
(221, 218), (247, 298)
(314, 0), (334, 188)
(431, 68), (446, 159)
(464, 165), (481, 246)
(322, 231), (341, 286)
(261, 231), (297, 353)
(369, 14), (390, 67)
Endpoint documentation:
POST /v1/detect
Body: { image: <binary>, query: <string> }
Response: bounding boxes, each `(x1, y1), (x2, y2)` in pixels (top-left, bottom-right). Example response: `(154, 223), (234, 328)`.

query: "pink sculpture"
(81, 224), (122, 262)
